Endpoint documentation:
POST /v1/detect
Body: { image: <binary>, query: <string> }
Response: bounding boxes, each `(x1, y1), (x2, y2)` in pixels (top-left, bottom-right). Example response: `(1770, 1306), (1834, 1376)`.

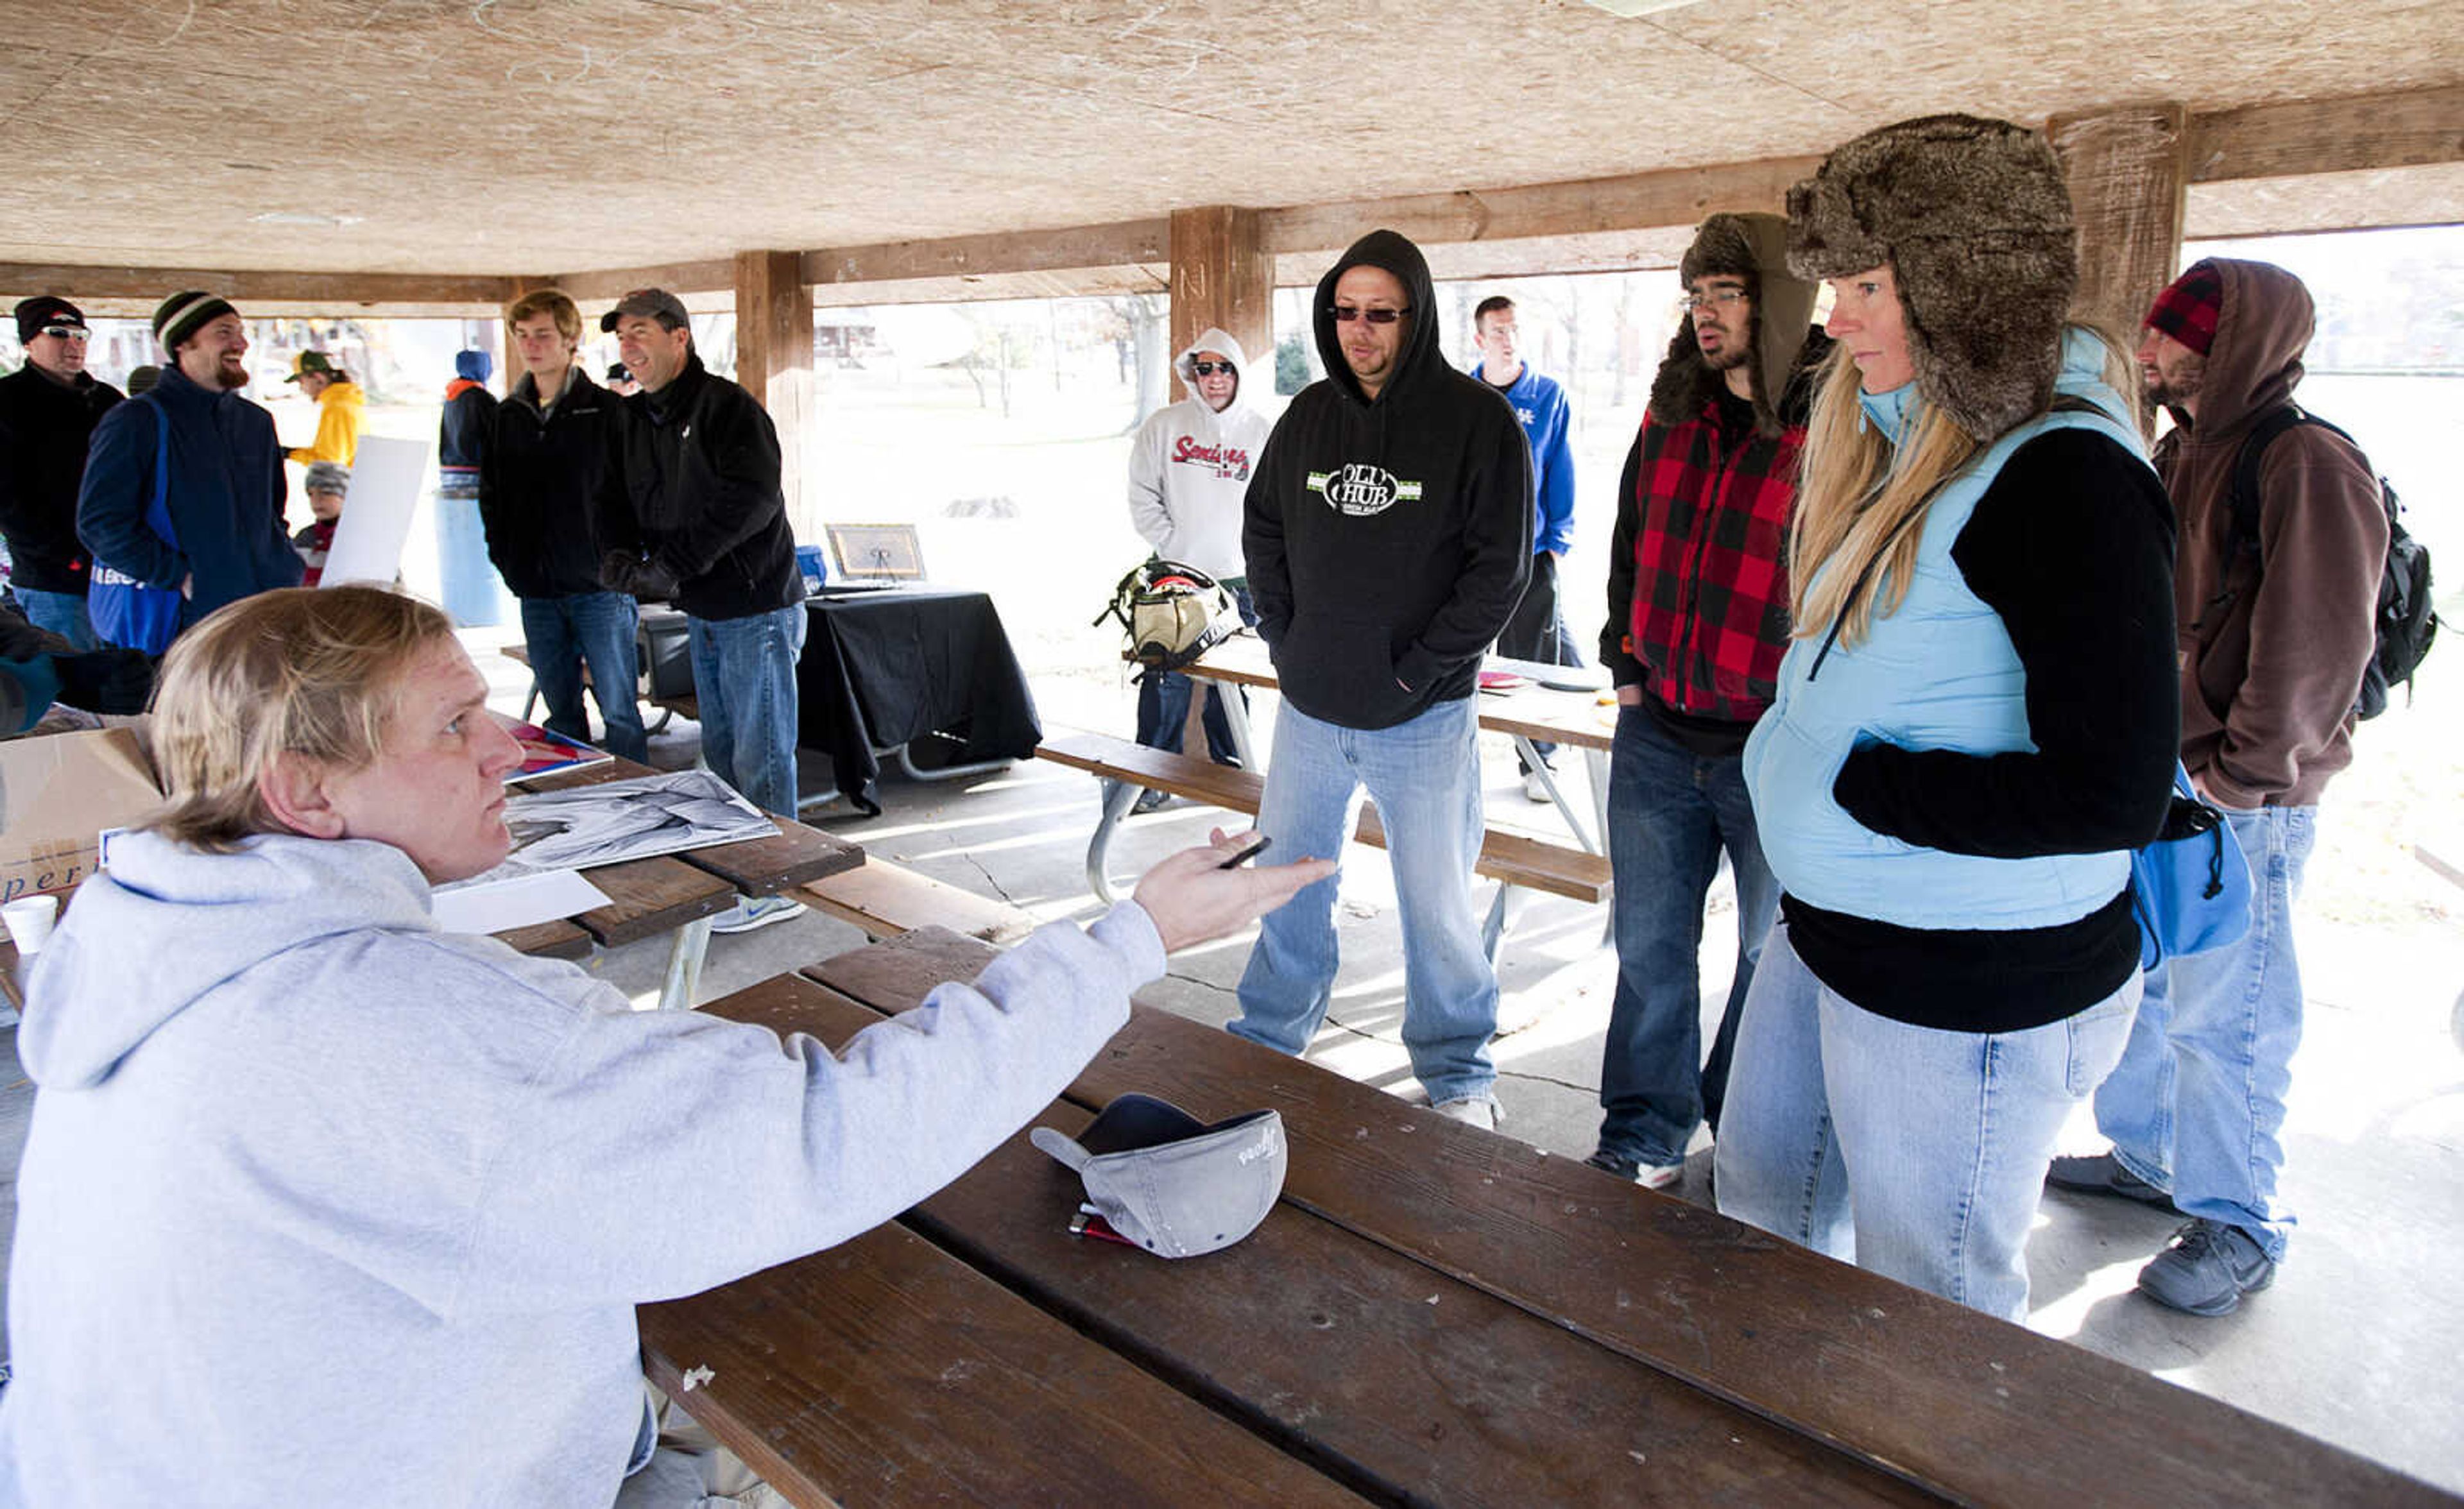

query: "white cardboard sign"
(318, 434), (427, 588)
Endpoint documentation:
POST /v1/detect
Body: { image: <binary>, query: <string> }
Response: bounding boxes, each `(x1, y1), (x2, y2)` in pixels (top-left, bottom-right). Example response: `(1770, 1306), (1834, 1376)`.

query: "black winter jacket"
(480, 368), (620, 599)
(594, 354), (801, 622)
(0, 366), (123, 594)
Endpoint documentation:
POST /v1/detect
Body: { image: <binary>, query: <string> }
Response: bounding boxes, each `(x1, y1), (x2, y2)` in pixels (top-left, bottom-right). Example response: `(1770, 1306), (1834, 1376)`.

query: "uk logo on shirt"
(1306, 463), (1424, 517)
(1172, 434), (1252, 482)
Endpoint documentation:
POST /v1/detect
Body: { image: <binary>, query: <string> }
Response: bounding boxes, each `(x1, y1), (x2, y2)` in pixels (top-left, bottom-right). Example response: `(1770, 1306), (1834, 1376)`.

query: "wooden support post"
(1168, 208), (1270, 394)
(733, 250), (816, 535)
(2046, 103), (2190, 427)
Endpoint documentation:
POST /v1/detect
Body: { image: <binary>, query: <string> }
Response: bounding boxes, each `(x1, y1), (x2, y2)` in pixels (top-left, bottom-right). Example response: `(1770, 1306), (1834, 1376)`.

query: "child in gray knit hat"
(1715, 114), (2182, 1328)
(294, 462), (349, 585)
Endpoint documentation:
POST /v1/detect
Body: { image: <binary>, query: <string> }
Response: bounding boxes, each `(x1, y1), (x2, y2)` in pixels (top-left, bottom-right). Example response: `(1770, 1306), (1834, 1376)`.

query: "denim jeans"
(687, 602), (807, 819)
(520, 591), (649, 763)
(1716, 922), (2139, 1322)
(2095, 805), (2313, 1263)
(1596, 703), (1778, 1166)
(15, 587), (99, 652)
(1135, 585), (1254, 765)
(1230, 697), (1500, 1106)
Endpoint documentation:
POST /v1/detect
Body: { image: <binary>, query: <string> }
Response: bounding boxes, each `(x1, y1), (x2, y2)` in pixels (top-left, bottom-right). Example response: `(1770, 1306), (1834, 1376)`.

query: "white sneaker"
(1522, 769), (1553, 803)
(1431, 1096), (1499, 1131)
(710, 894), (808, 935)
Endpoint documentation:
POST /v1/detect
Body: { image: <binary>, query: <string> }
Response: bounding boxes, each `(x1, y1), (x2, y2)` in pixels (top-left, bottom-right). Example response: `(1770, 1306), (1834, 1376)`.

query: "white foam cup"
(3, 894), (60, 955)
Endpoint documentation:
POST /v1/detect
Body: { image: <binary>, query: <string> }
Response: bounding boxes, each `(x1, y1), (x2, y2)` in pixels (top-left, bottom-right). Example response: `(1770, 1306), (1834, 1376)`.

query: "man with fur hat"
(1124, 327), (1270, 803)
(78, 292), (304, 637)
(1231, 229), (1532, 1130)
(0, 297), (123, 649)
(2047, 259), (2386, 1317)
(1586, 213), (1818, 1191)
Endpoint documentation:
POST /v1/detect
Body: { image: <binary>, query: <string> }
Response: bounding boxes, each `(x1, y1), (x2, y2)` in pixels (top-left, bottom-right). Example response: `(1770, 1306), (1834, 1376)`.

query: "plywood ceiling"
(4, 0), (2460, 278)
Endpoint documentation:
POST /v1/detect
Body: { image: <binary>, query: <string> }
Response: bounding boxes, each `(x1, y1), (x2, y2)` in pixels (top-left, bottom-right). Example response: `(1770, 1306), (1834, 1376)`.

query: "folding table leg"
(1085, 778), (1142, 904)
(655, 916), (714, 1010)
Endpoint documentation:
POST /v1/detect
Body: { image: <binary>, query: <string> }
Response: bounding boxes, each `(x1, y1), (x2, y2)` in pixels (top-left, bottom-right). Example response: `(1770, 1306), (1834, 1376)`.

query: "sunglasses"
(1328, 305), (1410, 325)
(37, 325), (86, 341)
(1189, 361), (1235, 376)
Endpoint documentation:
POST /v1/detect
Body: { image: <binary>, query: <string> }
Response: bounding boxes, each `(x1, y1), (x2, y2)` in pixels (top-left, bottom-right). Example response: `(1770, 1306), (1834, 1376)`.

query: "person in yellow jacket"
(283, 350), (364, 465)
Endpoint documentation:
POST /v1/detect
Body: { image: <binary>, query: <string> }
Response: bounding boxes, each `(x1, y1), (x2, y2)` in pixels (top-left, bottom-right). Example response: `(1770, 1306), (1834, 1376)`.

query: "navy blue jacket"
(76, 364), (304, 626)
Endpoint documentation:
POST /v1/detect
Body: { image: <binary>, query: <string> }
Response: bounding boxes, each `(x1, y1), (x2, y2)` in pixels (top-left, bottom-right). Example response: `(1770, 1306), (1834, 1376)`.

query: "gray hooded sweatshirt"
(0, 830), (1154, 1506)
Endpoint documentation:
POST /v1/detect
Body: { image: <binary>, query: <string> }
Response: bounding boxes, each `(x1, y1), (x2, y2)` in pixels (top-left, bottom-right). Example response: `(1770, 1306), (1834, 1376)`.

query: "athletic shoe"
(2137, 1218), (2275, 1317)
(1583, 1150), (1685, 1191)
(710, 894), (808, 935)
(2046, 1151), (2179, 1213)
(1523, 769), (1553, 803)
(1432, 1096), (1499, 1131)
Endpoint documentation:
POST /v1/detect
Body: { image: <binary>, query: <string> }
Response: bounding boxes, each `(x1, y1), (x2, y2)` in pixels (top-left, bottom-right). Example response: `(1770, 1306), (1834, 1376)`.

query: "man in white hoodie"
(1125, 328), (1272, 807)
(0, 584), (1330, 1507)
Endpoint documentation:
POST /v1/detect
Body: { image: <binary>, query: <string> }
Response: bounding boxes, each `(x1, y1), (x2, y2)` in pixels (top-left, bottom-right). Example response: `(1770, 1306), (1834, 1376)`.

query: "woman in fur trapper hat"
(1716, 114), (2182, 1324)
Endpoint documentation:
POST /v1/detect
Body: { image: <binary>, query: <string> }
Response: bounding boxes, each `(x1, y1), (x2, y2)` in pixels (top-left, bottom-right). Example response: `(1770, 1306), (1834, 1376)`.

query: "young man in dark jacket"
(0, 298), (123, 649)
(1587, 214), (1817, 1190)
(78, 292), (304, 636)
(1231, 228), (1532, 1129)
(594, 289), (807, 933)
(481, 291), (646, 762)
(2049, 259), (2387, 1316)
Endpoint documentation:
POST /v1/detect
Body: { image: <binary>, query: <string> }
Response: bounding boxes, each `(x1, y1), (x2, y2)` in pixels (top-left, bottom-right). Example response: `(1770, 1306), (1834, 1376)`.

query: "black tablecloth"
(796, 586), (1042, 815)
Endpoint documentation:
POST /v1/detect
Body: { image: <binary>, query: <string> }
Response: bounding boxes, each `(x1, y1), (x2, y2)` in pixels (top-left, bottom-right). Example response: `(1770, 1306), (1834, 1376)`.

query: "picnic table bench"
(638, 926), (2447, 1508)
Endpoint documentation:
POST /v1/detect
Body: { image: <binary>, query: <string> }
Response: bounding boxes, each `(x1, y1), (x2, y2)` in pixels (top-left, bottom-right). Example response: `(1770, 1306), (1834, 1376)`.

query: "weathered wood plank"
(493, 917), (594, 961)
(0, 263), (513, 315)
(801, 219), (1170, 288)
(807, 928), (2448, 1509)
(2049, 102), (2190, 414)
(675, 820), (864, 898)
(2187, 85), (2464, 183)
(567, 857), (735, 946)
(1169, 207), (1271, 389)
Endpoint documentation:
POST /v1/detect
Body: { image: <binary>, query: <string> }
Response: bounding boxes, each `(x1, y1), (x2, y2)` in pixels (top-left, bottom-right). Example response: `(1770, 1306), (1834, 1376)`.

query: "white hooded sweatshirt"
(0, 830), (1156, 1506)
(1125, 327), (1274, 581)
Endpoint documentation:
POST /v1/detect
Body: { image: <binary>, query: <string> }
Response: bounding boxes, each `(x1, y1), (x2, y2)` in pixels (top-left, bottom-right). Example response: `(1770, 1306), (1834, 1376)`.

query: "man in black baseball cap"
(0, 297), (124, 647)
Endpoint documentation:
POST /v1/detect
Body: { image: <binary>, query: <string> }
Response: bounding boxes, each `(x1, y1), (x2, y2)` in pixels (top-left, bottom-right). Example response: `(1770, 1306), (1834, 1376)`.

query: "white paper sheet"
(431, 866), (611, 937)
(319, 434), (428, 588)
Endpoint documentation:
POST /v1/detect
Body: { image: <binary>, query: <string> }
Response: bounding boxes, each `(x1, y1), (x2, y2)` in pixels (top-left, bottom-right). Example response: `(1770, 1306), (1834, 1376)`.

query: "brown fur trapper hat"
(1786, 114), (2078, 442)
(1652, 212), (1817, 436)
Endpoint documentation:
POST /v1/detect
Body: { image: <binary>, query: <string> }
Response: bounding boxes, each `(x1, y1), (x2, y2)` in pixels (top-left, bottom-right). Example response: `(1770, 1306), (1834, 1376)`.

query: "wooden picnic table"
(639, 927), (2448, 1508)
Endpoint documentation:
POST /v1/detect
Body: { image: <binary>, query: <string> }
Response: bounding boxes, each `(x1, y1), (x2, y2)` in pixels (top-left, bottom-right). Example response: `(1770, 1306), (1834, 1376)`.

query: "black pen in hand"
(1219, 836), (1272, 869)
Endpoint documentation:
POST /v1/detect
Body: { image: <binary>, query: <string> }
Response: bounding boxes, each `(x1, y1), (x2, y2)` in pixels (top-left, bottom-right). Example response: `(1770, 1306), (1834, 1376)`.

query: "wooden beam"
(0, 263), (513, 317)
(732, 251), (814, 536)
(2049, 101), (2190, 421)
(547, 260), (737, 302)
(1167, 208), (1271, 388)
(2187, 85), (2464, 183)
(802, 219), (1169, 289)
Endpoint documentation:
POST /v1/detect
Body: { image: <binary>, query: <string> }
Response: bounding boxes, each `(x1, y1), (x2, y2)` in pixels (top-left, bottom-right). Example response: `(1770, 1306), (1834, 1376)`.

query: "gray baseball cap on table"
(1031, 1094), (1287, 1259)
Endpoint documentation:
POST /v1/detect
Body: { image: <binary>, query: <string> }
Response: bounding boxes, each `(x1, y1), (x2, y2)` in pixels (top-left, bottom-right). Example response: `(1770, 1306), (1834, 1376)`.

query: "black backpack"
(2224, 405), (2436, 719)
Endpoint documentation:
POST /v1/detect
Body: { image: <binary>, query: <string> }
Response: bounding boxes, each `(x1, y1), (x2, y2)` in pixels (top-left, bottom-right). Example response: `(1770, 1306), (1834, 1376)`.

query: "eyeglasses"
(1328, 305), (1410, 325)
(37, 325), (87, 341)
(1189, 361), (1235, 376)
(1680, 289), (1749, 312)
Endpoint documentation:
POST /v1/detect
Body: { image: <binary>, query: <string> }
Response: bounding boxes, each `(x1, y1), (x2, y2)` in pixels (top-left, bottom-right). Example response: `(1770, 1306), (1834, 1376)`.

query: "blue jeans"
(1716, 922), (2139, 1322)
(1135, 585), (1254, 765)
(15, 587), (99, 652)
(2095, 805), (2313, 1263)
(521, 592), (649, 763)
(1231, 697), (1500, 1106)
(1596, 704), (1778, 1166)
(687, 603), (807, 819)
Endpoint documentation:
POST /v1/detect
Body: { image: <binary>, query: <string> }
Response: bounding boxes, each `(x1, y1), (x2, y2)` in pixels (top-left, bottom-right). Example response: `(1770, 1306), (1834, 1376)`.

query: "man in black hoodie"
(1231, 230), (1533, 1130)
(0, 298), (123, 650)
(595, 288), (808, 934)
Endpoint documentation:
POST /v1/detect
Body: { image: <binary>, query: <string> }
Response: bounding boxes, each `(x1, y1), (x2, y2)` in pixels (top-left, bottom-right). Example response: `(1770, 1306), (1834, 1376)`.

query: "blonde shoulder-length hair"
(142, 585), (460, 852)
(1787, 322), (2137, 649)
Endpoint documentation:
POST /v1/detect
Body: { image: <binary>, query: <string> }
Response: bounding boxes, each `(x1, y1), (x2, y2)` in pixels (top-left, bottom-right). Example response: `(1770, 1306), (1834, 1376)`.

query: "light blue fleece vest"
(1743, 332), (2150, 930)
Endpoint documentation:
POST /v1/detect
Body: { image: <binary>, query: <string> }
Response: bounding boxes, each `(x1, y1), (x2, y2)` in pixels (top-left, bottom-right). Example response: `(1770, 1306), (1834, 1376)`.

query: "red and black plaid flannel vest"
(1623, 402), (1801, 722)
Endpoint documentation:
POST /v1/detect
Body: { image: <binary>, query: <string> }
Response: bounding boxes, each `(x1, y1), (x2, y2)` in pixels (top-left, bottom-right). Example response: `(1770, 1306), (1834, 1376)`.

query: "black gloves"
(53, 648), (157, 715)
(602, 550), (681, 602)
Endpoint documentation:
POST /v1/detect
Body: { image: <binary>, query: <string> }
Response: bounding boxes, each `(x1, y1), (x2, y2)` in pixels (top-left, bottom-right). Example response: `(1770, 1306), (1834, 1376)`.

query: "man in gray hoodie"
(0, 584), (1328, 1506)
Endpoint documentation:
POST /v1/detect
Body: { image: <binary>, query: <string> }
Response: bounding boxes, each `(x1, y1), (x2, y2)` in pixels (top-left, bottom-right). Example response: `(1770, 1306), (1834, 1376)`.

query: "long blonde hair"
(1787, 321), (2140, 649)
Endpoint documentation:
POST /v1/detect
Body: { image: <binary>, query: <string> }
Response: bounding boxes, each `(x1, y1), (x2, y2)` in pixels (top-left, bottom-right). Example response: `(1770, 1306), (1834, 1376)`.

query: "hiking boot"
(2137, 1219), (2275, 1317)
(1584, 1150), (1684, 1191)
(1432, 1096), (1499, 1132)
(710, 894), (809, 935)
(2046, 1151), (2179, 1213)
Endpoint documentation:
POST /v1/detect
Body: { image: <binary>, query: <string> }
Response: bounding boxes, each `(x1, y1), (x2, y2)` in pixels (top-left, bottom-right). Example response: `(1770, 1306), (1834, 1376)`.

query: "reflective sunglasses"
(1188, 361), (1235, 376)
(1328, 305), (1410, 325)
(37, 324), (87, 341)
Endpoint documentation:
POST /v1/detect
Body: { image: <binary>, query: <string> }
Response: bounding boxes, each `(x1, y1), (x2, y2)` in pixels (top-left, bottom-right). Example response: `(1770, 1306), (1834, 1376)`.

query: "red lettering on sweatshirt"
(1170, 433), (1253, 482)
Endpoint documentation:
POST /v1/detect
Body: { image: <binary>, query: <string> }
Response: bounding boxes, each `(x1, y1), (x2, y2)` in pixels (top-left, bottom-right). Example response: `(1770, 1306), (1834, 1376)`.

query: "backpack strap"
(2224, 404), (2349, 561)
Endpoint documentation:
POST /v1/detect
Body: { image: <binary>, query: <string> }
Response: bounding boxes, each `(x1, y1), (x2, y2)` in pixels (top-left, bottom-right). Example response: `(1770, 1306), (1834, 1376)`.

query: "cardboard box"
(0, 727), (167, 902)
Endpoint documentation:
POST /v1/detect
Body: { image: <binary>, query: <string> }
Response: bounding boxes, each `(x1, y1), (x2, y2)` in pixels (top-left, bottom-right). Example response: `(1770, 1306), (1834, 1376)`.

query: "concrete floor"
(3, 634), (2458, 1496)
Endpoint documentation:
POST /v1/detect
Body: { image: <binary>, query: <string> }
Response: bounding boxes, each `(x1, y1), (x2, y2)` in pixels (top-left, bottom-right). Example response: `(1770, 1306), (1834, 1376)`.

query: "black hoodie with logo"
(1243, 230), (1532, 729)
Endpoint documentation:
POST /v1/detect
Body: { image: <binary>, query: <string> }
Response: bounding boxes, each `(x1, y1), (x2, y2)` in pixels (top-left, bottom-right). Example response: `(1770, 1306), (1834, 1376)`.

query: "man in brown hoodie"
(2048, 258), (2386, 1316)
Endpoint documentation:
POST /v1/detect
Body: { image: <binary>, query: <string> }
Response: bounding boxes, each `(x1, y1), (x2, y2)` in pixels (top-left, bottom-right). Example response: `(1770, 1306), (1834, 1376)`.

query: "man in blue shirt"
(1472, 295), (1580, 798)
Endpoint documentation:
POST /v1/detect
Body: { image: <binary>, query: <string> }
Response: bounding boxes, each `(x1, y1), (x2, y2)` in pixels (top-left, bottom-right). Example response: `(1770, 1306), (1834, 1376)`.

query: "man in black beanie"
(75, 292), (302, 642)
(0, 297), (124, 649)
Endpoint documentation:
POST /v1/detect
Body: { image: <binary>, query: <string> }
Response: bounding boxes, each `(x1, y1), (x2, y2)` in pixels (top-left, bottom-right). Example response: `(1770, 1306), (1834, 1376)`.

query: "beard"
(2146, 369), (2202, 407)
(1705, 342), (1750, 372)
